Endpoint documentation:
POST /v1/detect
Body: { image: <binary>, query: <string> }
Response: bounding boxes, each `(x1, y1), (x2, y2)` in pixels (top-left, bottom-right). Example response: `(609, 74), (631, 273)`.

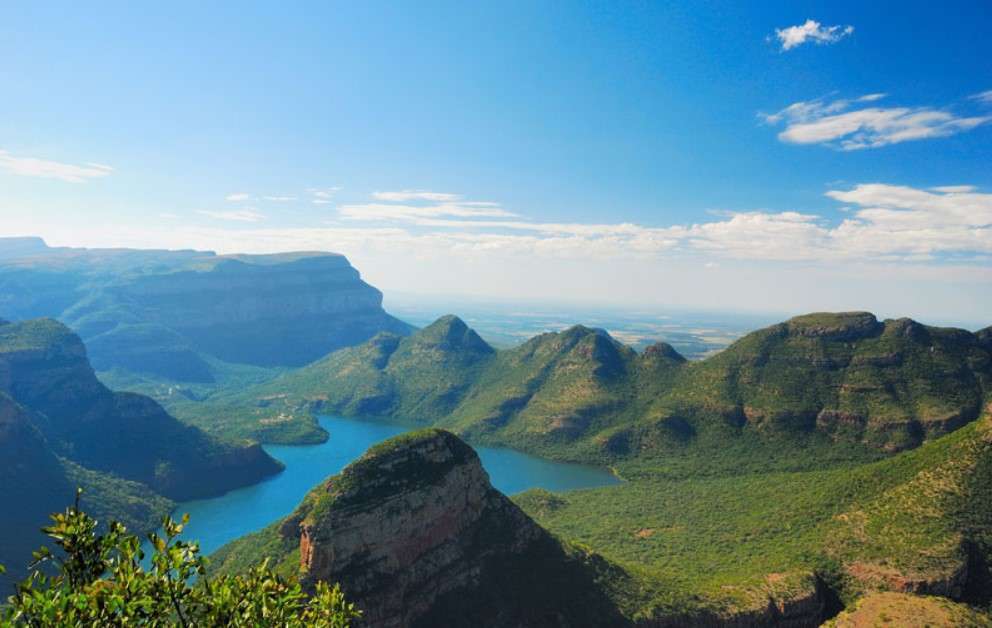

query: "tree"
(1, 491), (361, 627)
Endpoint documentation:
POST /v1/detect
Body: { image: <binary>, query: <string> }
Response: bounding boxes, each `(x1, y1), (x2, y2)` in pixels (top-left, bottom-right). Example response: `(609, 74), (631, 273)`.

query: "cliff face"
(266, 429), (625, 627)
(0, 238), (413, 379)
(0, 318), (283, 500)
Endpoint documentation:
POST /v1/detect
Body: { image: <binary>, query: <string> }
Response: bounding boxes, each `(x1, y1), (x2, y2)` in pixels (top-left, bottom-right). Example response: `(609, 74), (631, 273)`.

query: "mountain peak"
(785, 311), (882, 340)
(642, 341), (687, 362)
(310, 428), (479, 513)
(416, 315), (494, 354)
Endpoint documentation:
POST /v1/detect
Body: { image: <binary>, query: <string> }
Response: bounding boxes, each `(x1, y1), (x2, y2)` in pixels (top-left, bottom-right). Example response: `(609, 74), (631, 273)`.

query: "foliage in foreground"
(1, 493), (360, 627)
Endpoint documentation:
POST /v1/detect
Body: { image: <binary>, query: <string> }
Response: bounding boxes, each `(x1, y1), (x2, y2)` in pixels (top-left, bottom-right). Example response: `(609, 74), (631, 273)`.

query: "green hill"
(173, 312), (992, 622)
(0, 392), (173, 589)
(203, 312), (991, 478)
(0, 318), (288, 589)
(0, 318), (284, 500)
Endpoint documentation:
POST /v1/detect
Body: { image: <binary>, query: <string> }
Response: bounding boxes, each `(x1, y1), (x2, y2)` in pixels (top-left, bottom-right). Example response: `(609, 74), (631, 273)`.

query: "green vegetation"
(95, 356), (324, 445)
(514, 407), (992, 617)
(825, 592), (992, 627)
(197, 312), (991, 475)
(0, 496), (360, 627)
(189, 311), (992, 619)
(0, 319), (284, 588)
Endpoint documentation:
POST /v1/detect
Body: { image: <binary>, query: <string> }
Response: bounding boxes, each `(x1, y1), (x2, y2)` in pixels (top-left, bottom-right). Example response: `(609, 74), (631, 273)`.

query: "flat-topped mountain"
(0, 237), (412, 380)
(212, 429), (628, 627)
(223, 311), (992, 476)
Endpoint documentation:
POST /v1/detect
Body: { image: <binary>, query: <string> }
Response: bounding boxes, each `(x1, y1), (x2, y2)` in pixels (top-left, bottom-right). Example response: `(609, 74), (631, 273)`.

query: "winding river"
(167, 415), (621, 556)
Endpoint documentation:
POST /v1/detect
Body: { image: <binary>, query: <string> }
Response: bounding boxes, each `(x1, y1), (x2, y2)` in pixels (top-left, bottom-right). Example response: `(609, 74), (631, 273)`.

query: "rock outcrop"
(277, 429), (626, 627)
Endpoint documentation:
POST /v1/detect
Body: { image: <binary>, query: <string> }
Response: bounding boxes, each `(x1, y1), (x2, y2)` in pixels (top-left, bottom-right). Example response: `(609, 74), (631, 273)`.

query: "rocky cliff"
(0, 238), (413, 379)
(214, 429), (627, 627)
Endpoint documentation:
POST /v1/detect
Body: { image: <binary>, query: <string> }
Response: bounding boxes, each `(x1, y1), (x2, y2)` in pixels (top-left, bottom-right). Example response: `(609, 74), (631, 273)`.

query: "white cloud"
(764, 95), (990, 150)
(319, 184), (992, 264)
(198, 209), (265, 222)
(0, 150), (113, 183)
(263, 196), (297, 202)
(971, 90), (992, 104)
(372, 190), (462, 202)
(340, 202), (516, 222)
(930, 185), (976, 193)
(774, 20), (853, 51)
(225, 192), (252, 202)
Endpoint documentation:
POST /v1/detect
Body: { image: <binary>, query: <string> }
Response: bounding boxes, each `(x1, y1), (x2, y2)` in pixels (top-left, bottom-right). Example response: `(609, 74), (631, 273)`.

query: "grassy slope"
(95, 355), (324, 445)
(514, 405), (992, 617)
(824, 592), (992, 627)
(0, 318), (284, 501)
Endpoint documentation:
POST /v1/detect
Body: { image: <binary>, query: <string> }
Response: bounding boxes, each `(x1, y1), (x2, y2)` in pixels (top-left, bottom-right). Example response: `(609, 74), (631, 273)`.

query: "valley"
(2, 239), (990, 625)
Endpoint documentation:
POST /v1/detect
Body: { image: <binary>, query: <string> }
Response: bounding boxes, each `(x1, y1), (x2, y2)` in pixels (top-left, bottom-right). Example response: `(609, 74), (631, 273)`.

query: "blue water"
(164, 415), (620, 556)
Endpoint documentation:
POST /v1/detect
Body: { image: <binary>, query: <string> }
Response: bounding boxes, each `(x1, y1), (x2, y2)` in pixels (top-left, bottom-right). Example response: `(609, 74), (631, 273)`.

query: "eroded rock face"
(282, 429), (625, 627)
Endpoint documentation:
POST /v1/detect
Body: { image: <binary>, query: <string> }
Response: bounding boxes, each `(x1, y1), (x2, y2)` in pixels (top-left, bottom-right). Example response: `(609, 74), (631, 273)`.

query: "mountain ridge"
(211, 311), (992, 478)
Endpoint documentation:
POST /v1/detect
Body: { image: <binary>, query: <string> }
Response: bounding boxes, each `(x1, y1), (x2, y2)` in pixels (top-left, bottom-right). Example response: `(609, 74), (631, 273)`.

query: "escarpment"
(0, 238), (413, 379)
(256, 429), (627, 627)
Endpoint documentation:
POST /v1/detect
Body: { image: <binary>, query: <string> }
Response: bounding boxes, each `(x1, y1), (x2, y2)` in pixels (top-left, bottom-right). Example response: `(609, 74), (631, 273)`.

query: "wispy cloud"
(308, 187), (341, 205)
(763, 94), (990, 150)
(198, 209), (265, 222)
(774, 20), (853, 51)
(371, 190), (462, 202)
(263, 195), (297, 202)
(225, 192), (252, 202)
(972, 90), (992, 104)
(340, 192), (515, 222)
(0, 150), (113, 183)
(320, 184), (992, 264)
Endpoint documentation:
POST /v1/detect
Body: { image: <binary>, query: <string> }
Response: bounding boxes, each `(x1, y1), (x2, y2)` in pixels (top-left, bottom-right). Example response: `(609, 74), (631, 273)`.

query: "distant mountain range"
(0, 237), (412, 381)
(0, 317), (283, 588)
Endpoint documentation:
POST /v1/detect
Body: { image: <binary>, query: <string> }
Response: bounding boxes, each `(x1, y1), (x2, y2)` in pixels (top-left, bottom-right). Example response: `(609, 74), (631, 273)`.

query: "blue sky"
(1, 2), (990, 323)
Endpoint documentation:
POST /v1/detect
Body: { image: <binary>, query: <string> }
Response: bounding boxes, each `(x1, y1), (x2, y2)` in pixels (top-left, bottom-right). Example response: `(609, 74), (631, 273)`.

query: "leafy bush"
(1, 491), (360, 627)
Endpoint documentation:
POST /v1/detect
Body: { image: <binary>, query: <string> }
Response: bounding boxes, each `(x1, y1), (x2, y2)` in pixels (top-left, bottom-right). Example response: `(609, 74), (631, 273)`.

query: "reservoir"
(166, 415), (621, 556)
